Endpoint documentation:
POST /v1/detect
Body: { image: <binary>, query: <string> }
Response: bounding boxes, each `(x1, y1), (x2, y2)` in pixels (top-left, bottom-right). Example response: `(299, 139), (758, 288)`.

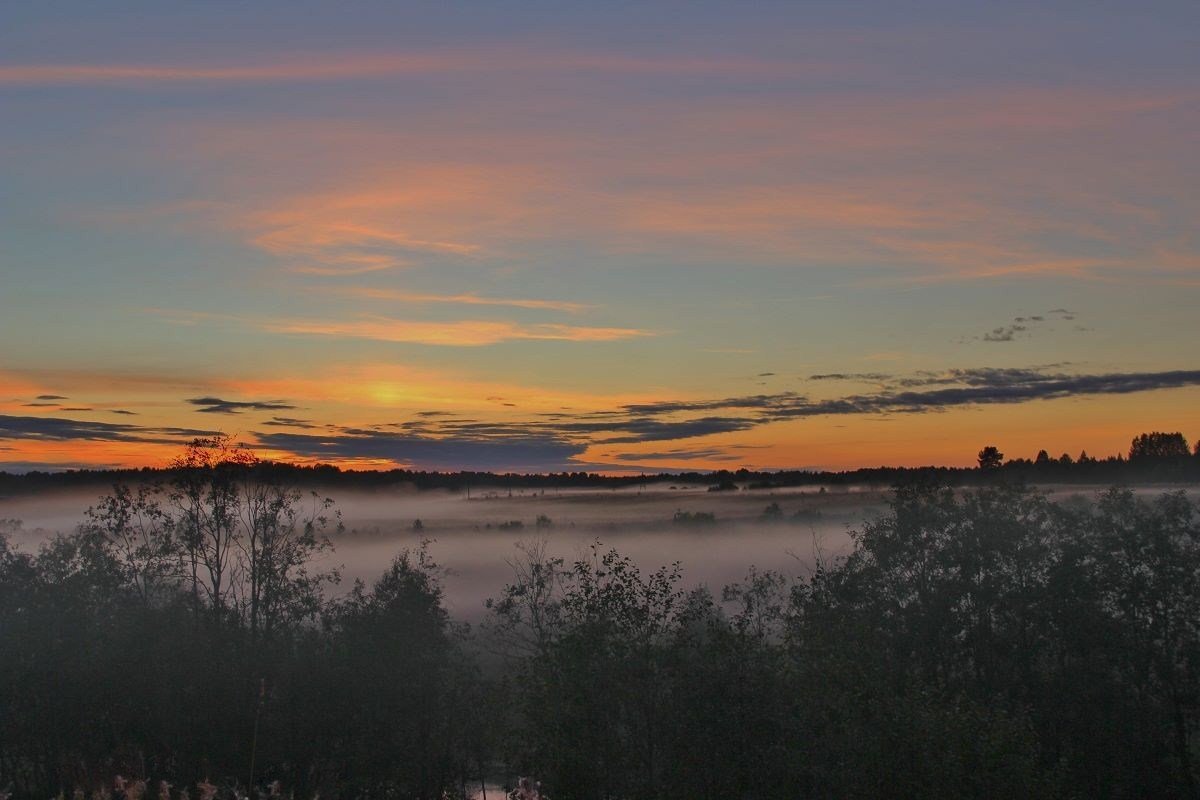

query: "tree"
(316, 545), (472, 798)
(237, 468), (340, 642)
(81, 482), (176, 605)
(977, 446), (1004, 471)
(791, 481), (1200, 797)
(489, 542), (689, 798)
(1129, 431), (1190, 461)
(167, 435), (256, 619)
(80, 435), (341, 637)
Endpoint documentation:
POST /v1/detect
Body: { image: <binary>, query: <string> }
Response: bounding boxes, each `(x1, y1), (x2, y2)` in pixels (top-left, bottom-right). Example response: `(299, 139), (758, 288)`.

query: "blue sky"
(2, 1), (1198, 471)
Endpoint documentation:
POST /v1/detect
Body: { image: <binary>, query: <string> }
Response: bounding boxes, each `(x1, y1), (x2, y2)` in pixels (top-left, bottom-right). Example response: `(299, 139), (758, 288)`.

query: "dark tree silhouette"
(1129, 431), (1191, 461)
(8, 439), (1200, 799)
(977, 445), (1004, 470)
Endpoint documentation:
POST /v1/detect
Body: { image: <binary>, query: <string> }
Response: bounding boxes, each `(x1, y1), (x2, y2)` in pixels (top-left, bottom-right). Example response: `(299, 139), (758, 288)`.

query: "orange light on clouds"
(0, 51), (816, 87)
(0, 438), (187, 470)
(224, 361), (677, 414)
(261, 316), (655, 346)
(327, 286), (589, 313)
(4, 25), (1199, 476)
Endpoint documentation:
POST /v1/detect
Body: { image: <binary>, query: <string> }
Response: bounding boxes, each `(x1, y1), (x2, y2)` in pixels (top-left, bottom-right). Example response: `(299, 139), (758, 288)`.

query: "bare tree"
(81, 482), (176, 605)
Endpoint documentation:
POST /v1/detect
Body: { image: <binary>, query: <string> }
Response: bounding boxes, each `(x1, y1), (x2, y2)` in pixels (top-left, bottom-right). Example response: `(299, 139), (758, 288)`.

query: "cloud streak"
(972, 308), (1082, 343)
(187, 397), (298, 414)
(328, 286), (589, 313)
(0, 414), (218, 444)
(616, 368), (1200, 423)
(254, 429), (587, 472)
(0, 51), (807, 87)
(263, 316), (655, 346)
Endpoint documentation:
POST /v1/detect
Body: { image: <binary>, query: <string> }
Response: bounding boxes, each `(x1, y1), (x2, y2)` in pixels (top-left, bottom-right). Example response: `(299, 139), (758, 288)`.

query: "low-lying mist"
(6, 481), (1191, 621)
(1, 482), (886, 619)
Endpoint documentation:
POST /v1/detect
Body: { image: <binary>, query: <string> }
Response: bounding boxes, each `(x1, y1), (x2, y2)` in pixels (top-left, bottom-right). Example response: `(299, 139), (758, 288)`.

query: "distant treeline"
(2, 430), (1199, 497)
(4, 435), (1200, 798)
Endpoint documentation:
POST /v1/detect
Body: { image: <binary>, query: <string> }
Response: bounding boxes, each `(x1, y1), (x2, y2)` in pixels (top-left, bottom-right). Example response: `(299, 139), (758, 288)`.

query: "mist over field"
(2, 483), (884, 617)
(7, 481), (1197, 621)
(5, 457), (1200, 798)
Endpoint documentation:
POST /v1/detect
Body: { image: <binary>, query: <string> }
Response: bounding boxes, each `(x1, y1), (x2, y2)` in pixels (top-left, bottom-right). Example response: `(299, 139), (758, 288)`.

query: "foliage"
(0, 439), (472, 800)
(977, 445), (1004, 470)
(1129, 431), (1192, 461)
(6, 447), (1200, 798)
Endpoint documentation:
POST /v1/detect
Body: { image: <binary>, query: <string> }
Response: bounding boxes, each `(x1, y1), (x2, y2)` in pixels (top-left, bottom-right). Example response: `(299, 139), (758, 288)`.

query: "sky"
(2, 1), (1199, 473)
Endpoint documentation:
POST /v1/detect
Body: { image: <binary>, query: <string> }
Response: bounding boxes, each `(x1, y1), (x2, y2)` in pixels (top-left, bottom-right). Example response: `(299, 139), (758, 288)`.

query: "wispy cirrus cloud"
(0, 51), (816, 87)
(327, 286), (589, 313)
(113, 79), (1199, 286)
(240, 168), (531, 274)
(148, 305), (652, 348)
(262, 316), (655, 346)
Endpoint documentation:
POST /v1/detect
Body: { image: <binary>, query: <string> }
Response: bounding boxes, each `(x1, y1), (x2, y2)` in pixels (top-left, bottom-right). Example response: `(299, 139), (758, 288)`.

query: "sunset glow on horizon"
(3, 2), (1199, 473)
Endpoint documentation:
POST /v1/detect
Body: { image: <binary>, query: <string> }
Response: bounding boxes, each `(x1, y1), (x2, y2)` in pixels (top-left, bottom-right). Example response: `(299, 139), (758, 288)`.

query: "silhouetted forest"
(3, 434), (1200, 798)
(3, 429), (1199, 497)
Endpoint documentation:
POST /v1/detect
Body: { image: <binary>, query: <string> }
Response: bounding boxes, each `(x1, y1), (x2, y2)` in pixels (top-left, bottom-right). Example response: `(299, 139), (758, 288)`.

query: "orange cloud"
(0, 55), (465, 85)
(262, 316), (655, 346)
(0, 51), (820, 87)
(239, 166), (542, 274)
(95, 77), (1198, 286)
(326, 286), (589, 313)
